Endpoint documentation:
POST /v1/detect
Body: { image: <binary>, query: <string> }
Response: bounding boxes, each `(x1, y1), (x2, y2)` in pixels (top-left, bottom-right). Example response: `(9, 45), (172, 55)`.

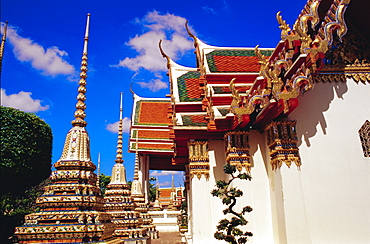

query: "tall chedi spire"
(96, 153), (101, 187)
(14, 14), (115, 243)
(0, 21), (8, 81)
(104, 93), (148, 242)
(131, 138), (159, 239)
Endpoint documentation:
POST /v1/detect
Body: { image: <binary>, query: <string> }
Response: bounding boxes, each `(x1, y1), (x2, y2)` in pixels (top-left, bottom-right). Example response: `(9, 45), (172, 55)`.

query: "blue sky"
(1, 0), (306, 187)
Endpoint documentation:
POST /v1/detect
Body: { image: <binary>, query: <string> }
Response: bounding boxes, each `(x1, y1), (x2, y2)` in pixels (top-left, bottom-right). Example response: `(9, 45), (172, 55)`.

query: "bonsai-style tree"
(211, 164), (253, 244)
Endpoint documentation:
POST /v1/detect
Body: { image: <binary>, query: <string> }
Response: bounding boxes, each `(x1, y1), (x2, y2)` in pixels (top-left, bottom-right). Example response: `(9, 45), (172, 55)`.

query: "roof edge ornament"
(185, 20), (197, 44)
(159, 39), (171, 70)
(129, 80), (136, 98)
(72, 13), (90, 127)
(276, 11), (292, 41)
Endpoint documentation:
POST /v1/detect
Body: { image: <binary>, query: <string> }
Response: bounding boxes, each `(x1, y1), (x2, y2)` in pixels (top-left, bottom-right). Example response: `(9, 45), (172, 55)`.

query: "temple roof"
(193, 38), (273, 76)
(205, 49), (273, 73)
(130, 0), (370, 170)
(129, 95), (173, 155)
(177, 71), (202, 102)
(133, 99), (171, 126)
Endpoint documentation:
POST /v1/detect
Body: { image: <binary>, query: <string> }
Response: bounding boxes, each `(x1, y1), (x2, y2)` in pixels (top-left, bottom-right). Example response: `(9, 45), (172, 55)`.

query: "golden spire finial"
(72, 14), (90, 127)
(0, 21), (9, 80)
(134, 136), (140, 180)
(96, 153), (101, 187)
(115, 92), (124, 164)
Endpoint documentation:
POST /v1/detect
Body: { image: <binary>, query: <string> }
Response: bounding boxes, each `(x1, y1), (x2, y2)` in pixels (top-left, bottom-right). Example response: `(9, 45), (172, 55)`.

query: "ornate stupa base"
(14, 221), (116, 244)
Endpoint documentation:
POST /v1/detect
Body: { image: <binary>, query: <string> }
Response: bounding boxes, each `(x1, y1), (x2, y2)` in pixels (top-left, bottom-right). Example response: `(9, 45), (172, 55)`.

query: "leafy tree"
(148, 176), (157, 202)
(0, 106), (52, 243)
(211, 164), (253, 244)
(98, 173), (111, 196)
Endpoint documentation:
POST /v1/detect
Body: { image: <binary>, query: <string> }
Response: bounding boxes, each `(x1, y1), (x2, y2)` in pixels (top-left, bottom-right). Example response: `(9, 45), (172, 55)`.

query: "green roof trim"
(218, 108), (230, 116)
(181, 115), (208, 126)
(177, 71), (202, 102)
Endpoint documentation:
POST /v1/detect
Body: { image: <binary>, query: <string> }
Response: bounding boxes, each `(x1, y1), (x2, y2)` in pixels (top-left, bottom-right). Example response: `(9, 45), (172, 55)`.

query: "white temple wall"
(188, 139), (226, 244)
(188, 138), (276, 243)
(281, 80), (370, 244)
(234, 130), (275, 243)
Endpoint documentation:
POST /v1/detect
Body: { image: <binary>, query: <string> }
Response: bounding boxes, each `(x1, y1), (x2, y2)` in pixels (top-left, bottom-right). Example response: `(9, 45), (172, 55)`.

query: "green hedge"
(0, 106), (52, 242)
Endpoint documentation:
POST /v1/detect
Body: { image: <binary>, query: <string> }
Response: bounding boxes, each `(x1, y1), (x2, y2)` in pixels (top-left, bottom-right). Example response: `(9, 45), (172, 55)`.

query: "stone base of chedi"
(104, 181), (149, 243)
(13, 158), (116, 243)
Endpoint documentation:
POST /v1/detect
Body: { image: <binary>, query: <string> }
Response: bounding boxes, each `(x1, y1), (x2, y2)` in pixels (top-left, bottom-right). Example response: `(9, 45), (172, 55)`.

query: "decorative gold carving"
(229, 78), (262, 122)
(224, 131), (251, 172)
(316, 62), (370, 83)
(188, 140), (210, 179)
(265, 120), (301, 170)
(318, 27), (370, 83)
(277, 11), (292, 41)
(255, 45), (314, 113)
(230, 78), (253, 113)
(359, 120), (370, 157)
(255, 45), (269, 78)
(299, 0), (321, 34)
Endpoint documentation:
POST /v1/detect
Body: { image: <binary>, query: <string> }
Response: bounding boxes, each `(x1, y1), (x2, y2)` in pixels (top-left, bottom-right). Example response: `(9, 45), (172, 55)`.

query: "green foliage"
(212, 164), (253, 244)
(0, 106), (52, 197)
(99, 173), (111, 195)
(178, 198), (188, 228)
(0, 106), (52, 243)
(148, 176), (157, 202)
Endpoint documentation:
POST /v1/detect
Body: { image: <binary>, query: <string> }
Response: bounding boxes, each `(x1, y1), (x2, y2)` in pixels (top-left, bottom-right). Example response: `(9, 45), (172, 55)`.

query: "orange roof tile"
(138, 130), (170, 139)
(135, 101), (170, 126)
(212, 55), (260, 72)
(138, 143), (173, 151)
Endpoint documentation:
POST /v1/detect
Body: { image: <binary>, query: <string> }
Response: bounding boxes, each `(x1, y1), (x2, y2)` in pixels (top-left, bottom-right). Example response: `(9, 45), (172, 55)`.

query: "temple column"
(138, 154), (150, 203)
(186, 139), (226, 243)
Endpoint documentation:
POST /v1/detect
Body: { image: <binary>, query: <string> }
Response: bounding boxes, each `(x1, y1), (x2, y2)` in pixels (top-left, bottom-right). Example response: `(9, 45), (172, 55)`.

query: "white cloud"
(203, 6), (217, 14)
(150, 170), (182, 177)
(1, 22), (75, 77)
(137, 77), (168, 92)
(158, 181), (170, 187)
(115, 11), (194, 72)
(106, 117), (131, 133)
(1, 88), (49, 112)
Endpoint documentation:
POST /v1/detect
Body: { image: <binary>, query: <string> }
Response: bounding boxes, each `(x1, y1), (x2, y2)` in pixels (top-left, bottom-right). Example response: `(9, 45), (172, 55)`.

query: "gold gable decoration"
(265, 120), (301, 170)
(188, 140), (210, 179)
(224, 131), (251, 172)
(316, 29), (370, 83)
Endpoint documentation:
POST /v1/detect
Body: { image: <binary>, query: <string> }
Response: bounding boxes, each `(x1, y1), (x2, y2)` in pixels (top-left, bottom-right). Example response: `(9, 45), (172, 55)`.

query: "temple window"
(359, 120), (370, 157)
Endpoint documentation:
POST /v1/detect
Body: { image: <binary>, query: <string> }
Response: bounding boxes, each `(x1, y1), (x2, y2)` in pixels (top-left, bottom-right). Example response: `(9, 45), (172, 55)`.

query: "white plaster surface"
(181, 80), (370, 244)
(283, 80), (370, 243)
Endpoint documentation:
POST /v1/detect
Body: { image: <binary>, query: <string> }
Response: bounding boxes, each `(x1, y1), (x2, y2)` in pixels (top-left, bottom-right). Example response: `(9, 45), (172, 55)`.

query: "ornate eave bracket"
(188, 140), (210, 180)
(229, 78), (264, 127)
(224, 131), (251, 172)
(265, 120), (301, 170)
